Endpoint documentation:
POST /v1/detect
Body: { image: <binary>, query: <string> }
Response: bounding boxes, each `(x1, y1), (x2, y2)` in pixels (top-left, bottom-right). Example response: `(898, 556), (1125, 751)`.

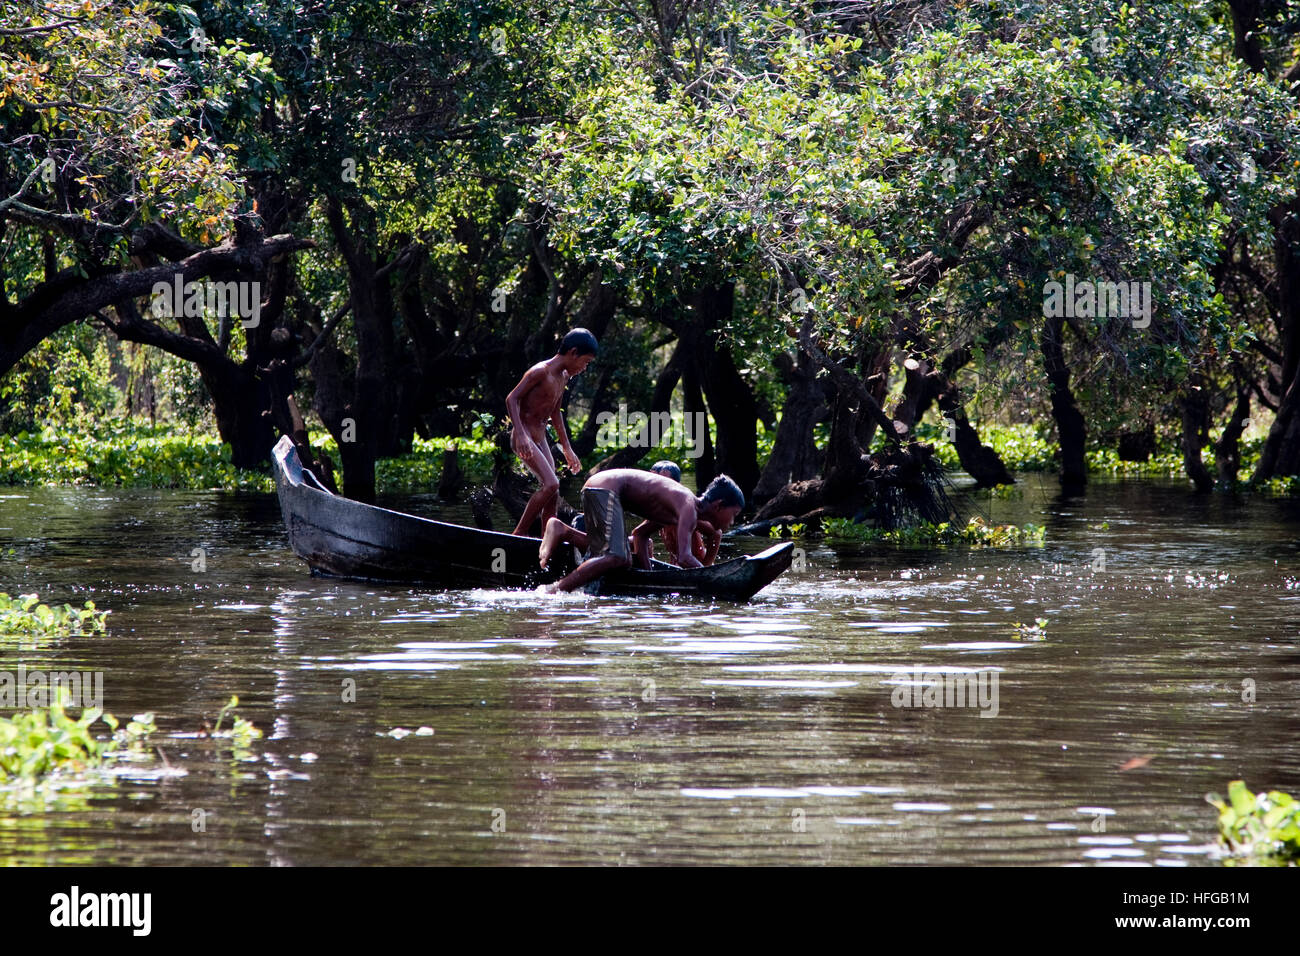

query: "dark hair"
(700, 474), (745, 510)
(650, 460), (682, 482)
(558, 328), (599, 357)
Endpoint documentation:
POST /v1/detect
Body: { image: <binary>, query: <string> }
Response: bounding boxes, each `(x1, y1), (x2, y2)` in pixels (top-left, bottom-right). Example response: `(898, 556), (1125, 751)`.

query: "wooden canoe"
(272, 436), (792, 600)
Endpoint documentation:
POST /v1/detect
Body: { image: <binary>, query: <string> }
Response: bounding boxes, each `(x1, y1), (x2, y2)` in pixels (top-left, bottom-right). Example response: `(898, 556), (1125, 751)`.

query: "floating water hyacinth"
(0, 593), (109, 637)
(0, 691), (154, 784)
(1207, 781), (1300, 865)
(819, 516), (1046, 546)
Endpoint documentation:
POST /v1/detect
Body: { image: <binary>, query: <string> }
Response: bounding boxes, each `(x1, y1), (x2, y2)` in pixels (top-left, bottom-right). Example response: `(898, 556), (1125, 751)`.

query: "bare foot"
(538, 518), (561, 569)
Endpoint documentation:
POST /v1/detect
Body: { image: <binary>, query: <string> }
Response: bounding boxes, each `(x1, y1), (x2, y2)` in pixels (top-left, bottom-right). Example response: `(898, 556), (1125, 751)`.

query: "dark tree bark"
(325, 198), (381, 500)
(751, 346), (829, 508)
(571, 361), (614, 459)
(856, 344), (893, 452)
(262, 326), (337, 492)
(1117, 426), (1156, 462)
(1040, 314), (1087, 491)
(938, 394), (1014, 488)
(1226, 0), (1267, 72)
(1252, 199), (1300, 480)
(686, 282), (761, 497)
(438, 446), (463, 501)
(0, 231), (310, 379)
(321, 196), (420, 501)
(1215, 386), (1251, 486)
(823, 382), (871, 499)
(1180, 377), (1215, 493)
(894, 349), (1013, 487)
(893, 355), (931, 429)
(682, 357), (714, 484)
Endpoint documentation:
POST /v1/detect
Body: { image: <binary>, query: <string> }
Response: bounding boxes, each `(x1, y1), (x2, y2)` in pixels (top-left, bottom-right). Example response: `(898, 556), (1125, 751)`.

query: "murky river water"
(1, 478), (1297, 865)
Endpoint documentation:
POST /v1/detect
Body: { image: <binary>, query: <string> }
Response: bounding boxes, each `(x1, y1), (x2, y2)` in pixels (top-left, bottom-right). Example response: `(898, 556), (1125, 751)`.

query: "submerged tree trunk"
(938, 395), (1014, 488)
(686, 283), (761, 497)
(322, 196), (411, 502)
(1040, 314), (1087, 491)
(1180, 378), (1214, 493)
(682, 357), (714, 485)
(1215, 386), (1251, 487)
(751, 346), (829, 508)
(752, 323), (955, 527)
(895, 351), (1013, 488)
(206, 360), (277, 469)
(1252, 199), (1300, 480)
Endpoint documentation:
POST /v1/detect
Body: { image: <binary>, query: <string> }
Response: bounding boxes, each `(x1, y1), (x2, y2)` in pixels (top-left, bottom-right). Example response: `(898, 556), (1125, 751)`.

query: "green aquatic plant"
(1207, 781), (1300, 865)
(210, 695), (262, 752)
(821, 515), (1046, 547)
(908, 422), (1057, 472)
(0, 692), (154, 783)
(901, 421), (1296, 492)
(1012, 618), (1049, 641)
(1258, 475), (1300, 496)
(0, 421), (274, 490)
(767, 521), (807, 538)
(986, 483), (1024, 500)
(103, 711), (158, 755)
(0, 696), (102, 781)
(0, 593), (109, 636)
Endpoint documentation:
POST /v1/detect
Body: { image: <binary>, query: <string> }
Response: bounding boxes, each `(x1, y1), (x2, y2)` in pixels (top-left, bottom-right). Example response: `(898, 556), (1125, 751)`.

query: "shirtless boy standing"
(506, 329), (598, 536)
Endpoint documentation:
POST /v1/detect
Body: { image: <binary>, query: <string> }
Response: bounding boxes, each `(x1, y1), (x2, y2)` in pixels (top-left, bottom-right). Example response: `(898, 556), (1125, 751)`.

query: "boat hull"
(272, 436), (792, 600)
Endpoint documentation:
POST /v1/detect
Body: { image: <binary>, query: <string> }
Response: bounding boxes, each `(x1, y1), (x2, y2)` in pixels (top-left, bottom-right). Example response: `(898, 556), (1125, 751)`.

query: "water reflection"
(0, 480), (1296, 864)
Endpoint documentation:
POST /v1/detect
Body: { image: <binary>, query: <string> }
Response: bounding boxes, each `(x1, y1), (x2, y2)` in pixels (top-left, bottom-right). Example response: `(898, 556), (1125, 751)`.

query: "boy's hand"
(564, 449), (581, 473)
(512, 430), (537, 464)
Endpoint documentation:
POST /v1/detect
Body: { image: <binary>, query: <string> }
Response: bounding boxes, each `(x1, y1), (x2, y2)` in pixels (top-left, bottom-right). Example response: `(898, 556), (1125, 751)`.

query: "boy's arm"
(673, 505), (703, 569)
(658, 525), (681, 563)
(551, 394), (580, 473)
(628, 520), (658, 569)
(629, 520), (658, 549)
(696, 519), (721, 566)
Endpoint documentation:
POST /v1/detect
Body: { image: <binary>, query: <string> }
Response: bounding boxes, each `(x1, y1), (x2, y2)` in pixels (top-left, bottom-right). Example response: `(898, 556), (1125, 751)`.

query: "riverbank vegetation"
(2, 0), (1299, 535)
(6, 414), (1296, 498)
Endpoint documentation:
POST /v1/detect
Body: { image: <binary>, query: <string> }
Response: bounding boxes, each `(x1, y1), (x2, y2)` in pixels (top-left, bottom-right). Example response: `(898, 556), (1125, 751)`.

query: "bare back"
(585, 469), (698, 528)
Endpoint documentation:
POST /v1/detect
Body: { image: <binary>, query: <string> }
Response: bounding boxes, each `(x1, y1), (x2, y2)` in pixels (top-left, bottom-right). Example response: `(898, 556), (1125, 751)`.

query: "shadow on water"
(0, 478), (1296, 864)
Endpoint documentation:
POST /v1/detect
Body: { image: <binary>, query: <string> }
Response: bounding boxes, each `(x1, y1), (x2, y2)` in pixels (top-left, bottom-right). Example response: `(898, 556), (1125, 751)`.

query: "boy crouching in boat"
(635, 460), (713, 568)
(506, 329), (598, 536)
(537, 470), (745, 593)
(562, 460), (705, 568)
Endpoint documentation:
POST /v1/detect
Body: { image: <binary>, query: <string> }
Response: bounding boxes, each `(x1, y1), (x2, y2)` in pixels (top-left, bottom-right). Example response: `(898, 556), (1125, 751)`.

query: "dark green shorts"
(581, 487), (629, 562)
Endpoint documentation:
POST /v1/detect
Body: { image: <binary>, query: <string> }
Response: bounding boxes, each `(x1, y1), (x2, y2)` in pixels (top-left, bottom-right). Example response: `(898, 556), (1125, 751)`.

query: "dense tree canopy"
(3, 0), (1299, 516)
